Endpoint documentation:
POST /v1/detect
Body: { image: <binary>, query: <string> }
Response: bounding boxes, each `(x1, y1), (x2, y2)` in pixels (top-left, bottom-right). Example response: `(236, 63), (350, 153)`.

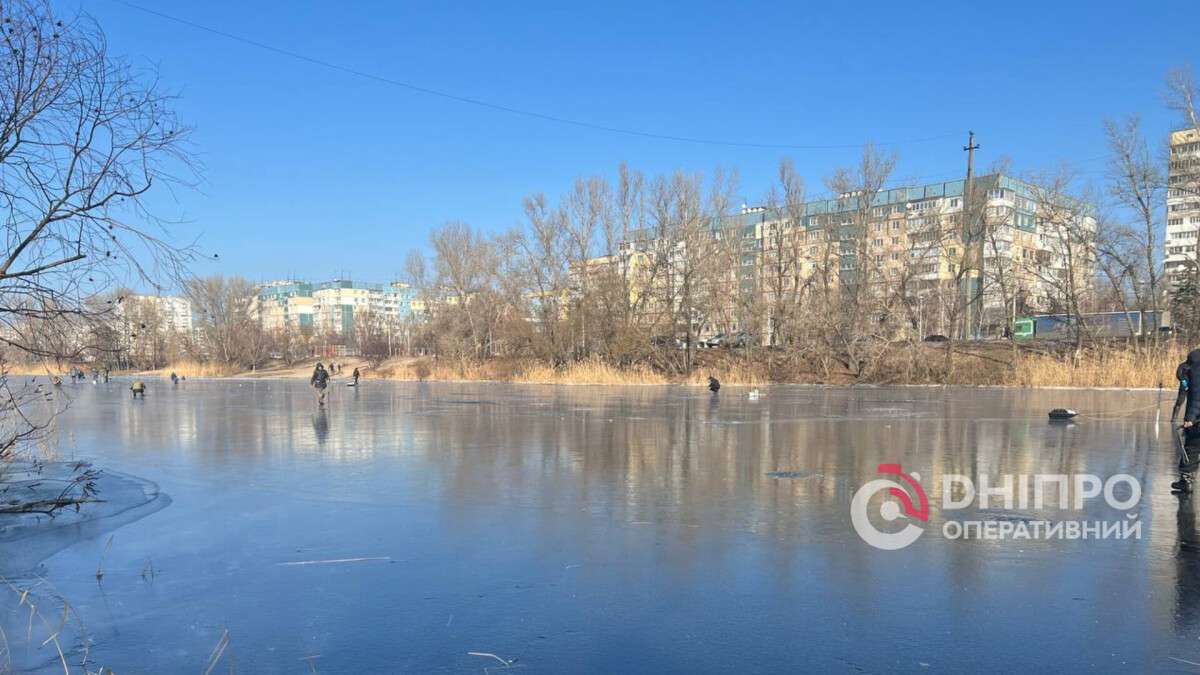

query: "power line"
(104, 0), (960, 151)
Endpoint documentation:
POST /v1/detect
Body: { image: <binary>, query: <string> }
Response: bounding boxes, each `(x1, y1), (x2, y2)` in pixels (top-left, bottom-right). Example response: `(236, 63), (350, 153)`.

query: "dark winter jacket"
(1175, 360), (1192, 421)
(1185, 350), (1200, 425)
(311, 367), (329, 389)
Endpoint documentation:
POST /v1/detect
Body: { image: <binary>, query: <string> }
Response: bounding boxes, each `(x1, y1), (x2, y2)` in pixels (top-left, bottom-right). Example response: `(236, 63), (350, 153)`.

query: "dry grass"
(1008, 346), (1187, 388)
(682, 361), (770, 386)
(2, 361), (87, 377)
(368, 355), (771, 386)
(10, 343), (1184, 389)
(368, 343), (1191, 389)
(370, 356), (669, 385)
(153, 360), (240, 378)
(518, 358), (669, 385)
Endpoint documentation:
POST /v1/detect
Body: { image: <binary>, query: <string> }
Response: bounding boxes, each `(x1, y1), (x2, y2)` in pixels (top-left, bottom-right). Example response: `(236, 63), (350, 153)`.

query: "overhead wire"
(103, 0), (962, 151)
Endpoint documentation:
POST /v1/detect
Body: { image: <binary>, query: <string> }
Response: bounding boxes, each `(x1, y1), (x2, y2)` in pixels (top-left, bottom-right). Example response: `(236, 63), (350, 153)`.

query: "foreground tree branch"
(0, 1), (197, 514)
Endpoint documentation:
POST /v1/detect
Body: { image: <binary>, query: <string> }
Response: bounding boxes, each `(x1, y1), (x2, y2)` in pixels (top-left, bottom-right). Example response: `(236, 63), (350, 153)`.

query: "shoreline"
(20, 369), (1169, 393)
(9, 347), (1185, 391)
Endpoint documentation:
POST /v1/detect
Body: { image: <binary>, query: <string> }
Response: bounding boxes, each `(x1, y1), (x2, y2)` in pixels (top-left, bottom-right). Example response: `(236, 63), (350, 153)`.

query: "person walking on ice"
(310, 362), (330, 407)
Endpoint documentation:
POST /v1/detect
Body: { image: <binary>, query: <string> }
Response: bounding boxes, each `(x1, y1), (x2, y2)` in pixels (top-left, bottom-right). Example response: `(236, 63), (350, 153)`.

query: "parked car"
(650, 335), (686, 350)
(726, 331), (754, 348)
(703, 331), (754, 349)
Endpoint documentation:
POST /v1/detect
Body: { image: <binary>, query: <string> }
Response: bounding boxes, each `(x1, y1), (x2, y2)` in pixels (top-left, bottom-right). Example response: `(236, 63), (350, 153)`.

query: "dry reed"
(153, 361), (239, 378)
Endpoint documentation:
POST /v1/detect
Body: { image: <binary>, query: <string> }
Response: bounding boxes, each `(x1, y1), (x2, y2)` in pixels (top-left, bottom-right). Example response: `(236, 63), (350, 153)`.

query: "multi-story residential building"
(254, 280), (314, 332)
(583, 173), (1096, 342)
(120, 294), (194, 335)
(115, 294), (195, 365)
(389, 282), (420, 319)
(312, 280), (372, 335)
(1167, 128), (1200, 285)
(311, 280), (417, 337)
(254, 279), (419, 337)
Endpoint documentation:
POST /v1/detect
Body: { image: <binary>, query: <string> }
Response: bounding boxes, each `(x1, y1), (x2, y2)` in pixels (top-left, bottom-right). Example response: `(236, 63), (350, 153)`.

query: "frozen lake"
(2, 379), (1197, 672)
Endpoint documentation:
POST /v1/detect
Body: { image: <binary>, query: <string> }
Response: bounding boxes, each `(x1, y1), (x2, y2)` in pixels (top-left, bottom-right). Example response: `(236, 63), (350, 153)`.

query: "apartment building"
(255, 280), (314, 332)
(1167, 128), (1200, 284)
(116, 294), (195, 365)
(124, 294), (194, 334)
(312, 280), (418, 336)
(586, 173), (1096, 341)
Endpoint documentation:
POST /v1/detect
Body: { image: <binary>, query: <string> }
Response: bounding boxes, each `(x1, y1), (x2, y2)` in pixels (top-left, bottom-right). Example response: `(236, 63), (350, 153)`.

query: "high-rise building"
(1167, 128), (1200, 284)
(123, 294), (194, 334)
(116, 294), (195, 365)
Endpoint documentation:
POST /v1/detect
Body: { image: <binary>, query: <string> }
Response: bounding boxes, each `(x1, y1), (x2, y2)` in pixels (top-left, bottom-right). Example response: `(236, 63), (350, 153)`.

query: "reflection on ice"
(1, 380), (1197, 672)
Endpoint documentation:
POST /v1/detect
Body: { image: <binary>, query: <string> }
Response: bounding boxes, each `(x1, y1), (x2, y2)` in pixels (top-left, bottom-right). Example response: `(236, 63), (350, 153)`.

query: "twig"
(95, 535), (114, 580)
(201, 629), (230, 675)
(469, 652), (515, 667)
(277, 557), (391, 566)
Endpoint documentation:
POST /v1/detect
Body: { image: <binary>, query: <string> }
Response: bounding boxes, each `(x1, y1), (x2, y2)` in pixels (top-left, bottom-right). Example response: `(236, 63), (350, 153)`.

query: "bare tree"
(187, 276), (266, 368)
(1104, 116), (1164, 342)
(0, 1), (196, 468)
(1023, 171), (1098, 359)
(1092, 208), (1160, 341)
(757, 159), (808, 348)
(513, 193), (570, 363)
(352, 309), (391, 366)
(819, 144), (899, 378)
(269, 323), (311, 366)
(645, 169), (737, 373)
(429, 221), (500, 359)
(1167, 66), (1200, 135)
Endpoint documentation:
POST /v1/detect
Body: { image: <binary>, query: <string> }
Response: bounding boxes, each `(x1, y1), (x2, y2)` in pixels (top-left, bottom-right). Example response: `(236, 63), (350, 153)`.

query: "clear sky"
(79, 0), (1197, 286)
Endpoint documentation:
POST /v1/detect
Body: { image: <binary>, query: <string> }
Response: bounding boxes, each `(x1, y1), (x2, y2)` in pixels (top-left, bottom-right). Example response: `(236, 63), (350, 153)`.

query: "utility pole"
(962, 131), (980, 339)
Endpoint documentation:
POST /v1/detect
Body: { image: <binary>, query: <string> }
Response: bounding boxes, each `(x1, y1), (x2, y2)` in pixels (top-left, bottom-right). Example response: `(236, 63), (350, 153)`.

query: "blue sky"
(79, 0), (1197, 285)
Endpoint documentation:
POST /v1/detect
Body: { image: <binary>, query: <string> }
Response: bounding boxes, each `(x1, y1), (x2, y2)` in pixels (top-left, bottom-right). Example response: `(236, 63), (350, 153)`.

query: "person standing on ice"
(1172, 349), (1200, 494)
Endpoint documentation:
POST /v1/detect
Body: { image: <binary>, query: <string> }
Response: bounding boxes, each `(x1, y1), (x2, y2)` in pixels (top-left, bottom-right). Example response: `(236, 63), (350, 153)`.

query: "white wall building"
(1167, 128), (1200, 284)
(126, 294), (193, 333)
(311, 280), (416, 337)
